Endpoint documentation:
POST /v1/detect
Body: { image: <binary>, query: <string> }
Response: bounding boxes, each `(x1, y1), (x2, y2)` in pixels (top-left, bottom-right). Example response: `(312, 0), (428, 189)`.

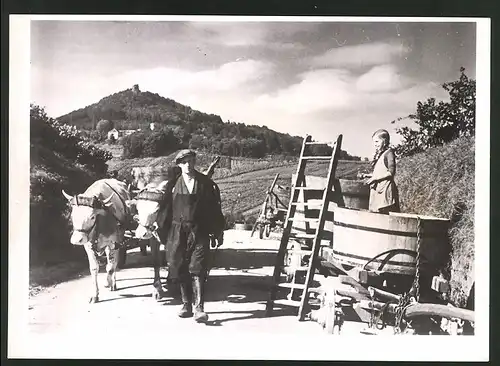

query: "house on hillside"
(107, 128), (119, 140)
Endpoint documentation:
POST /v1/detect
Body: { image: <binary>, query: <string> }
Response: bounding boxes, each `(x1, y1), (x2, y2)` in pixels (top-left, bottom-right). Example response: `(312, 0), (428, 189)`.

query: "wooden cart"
(250, 173), (289, 239)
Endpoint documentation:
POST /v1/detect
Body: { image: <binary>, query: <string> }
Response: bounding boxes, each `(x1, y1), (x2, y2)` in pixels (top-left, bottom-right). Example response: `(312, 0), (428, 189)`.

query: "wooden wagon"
(279, 175), (475, 335)
(250, 173), (289, 239)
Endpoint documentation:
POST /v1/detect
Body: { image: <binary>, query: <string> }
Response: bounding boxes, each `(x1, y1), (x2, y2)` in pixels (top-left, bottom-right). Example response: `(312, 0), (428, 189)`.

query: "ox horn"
(157, 180), (169, 192)
(102, 192), (115, 206)
(62, 189), (73, 201)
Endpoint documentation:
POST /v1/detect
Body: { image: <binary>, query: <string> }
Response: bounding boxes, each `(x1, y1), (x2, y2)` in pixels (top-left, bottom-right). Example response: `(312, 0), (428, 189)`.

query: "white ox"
(62, 178), (132, 303)
(125, 156), (222, 298)
(126, 180), (170, 300)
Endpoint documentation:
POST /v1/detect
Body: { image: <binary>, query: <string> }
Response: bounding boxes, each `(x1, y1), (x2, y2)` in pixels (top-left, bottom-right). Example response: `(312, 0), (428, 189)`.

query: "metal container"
(331, 207), (450, 275)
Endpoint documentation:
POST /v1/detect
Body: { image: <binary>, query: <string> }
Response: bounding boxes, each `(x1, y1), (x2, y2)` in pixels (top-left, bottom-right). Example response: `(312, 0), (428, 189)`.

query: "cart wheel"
(140, 243), (147, 256)
(118, 248), (127, 268)
(259, 225), (264, 239)
(265, 224), (271, 237)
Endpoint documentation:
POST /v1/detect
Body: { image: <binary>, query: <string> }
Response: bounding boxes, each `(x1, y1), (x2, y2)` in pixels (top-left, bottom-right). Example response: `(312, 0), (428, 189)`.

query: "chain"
(393, 293), (410, 333)
(393, 216), (423, 334)
(369, 291), (375, 329)
(414, 216), (422, 302)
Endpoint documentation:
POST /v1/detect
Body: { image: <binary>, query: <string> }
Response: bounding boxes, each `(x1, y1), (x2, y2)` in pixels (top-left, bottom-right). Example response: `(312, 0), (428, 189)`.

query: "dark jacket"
(158, 167), (225, 242)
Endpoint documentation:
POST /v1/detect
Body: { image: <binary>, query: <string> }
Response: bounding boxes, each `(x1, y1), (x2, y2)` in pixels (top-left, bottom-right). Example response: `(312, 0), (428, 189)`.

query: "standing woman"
(362, 129), (400, 214)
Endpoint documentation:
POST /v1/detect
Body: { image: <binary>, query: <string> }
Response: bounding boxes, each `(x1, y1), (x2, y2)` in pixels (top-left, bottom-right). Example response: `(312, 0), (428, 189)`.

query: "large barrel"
(331, 207), (450, 275)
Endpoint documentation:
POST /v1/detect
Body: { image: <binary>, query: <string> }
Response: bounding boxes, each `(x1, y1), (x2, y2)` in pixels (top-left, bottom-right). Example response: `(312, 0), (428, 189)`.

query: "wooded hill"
(57, 85), (362, 160)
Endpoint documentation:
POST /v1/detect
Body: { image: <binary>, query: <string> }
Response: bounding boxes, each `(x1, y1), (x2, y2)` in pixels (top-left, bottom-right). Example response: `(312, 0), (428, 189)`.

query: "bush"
(30, 104), (112, 264)
(121, 131), (147, 158)
(30, 104), (113, 173)
(96, 119), (114, 135)
(142, 129), (181, 157)
(121, 128), (183, 158)
(223, 211), (247, 229)
(394, 68), (475, 157)
(244, 215), (257, 226)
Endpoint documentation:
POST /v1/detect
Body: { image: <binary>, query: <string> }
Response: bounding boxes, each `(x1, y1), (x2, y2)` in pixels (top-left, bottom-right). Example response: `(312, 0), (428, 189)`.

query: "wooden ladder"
(265, 134), (343, 320)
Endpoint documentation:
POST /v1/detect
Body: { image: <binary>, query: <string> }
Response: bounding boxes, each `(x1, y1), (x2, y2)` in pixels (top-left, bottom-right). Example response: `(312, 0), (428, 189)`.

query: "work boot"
(192, 275), (208, 323)
(178, 281), (193, 318)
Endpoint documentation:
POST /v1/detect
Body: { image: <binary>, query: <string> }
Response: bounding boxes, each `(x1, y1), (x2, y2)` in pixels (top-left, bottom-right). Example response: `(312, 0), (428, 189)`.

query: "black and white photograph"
(8, 15), (490, 361)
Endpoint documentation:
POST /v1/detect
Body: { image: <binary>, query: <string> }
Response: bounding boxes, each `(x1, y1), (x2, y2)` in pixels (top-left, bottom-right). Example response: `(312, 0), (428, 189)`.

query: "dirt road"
(21, 229), (397, 359)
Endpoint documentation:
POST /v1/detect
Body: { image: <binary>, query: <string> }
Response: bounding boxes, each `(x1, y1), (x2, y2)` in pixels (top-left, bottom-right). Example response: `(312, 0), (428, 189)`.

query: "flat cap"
(174, 149), (196, 164)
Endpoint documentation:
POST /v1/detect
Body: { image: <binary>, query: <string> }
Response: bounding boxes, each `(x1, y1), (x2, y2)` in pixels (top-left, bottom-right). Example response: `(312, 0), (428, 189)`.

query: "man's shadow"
(204, 303), (300, 327)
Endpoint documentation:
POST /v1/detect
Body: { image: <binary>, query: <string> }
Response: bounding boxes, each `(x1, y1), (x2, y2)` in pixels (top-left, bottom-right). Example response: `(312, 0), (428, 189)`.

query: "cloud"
(253, 64), (444, 118)
(256, 69), (354, 114)
(310, 41), (410, 68)
(186, 22), (269, 47)
(118, 59), (274, 95)
(31, 59), (274, 117)
(355, 64), (407, 92)
(185, 21), (319, 49)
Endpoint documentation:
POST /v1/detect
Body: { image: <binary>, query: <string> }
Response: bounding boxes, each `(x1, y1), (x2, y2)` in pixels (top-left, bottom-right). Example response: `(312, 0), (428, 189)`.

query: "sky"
(30, 19), (476, 158)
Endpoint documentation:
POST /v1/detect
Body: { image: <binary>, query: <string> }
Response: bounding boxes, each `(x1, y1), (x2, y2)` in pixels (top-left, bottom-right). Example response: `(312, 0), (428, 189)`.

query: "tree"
(142, 130), (181, 157)
(96, 119), (113, 132)
(241, 137), (266, 158)
(122, 131), (147, 158)
(310, 144), (333, 157)
(89, 130), (103, 142)
(96, 119), (114, 141)
(393, 68), (476, 157)
(189, 134), (205, 150)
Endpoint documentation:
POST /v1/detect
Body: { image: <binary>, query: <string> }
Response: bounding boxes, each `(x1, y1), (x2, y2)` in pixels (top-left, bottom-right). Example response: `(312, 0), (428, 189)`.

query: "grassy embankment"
(396, 136), (475, 307)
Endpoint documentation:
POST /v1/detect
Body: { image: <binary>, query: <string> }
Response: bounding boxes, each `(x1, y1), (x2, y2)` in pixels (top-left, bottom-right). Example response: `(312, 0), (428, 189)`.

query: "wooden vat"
(336, 179), (370, 210)
(331, 207), (450, 275)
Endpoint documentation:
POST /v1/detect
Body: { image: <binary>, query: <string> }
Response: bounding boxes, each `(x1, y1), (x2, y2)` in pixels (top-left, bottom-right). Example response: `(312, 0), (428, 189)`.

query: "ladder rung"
(284, 266), (310, 272)
(287, 249), (312, 255)
(294, 187), (325, 191)
(273, 299), (302, 307)
(294, 266), (310, 271)
(289, 233), (316, 239)
(301, 156), (332, 160)
(304, 142), (336, 146)
(290, 202), (323, 207)
(288, 217), (319, 223)
(277, 282), (306, 289)
(308, 287), (324, 294)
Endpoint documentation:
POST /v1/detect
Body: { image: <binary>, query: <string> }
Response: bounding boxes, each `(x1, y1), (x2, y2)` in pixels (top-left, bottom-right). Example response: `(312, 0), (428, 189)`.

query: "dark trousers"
(167, 222), (210, 282)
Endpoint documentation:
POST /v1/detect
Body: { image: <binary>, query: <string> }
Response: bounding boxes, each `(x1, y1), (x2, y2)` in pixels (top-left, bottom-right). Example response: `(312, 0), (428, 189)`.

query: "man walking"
(161, 149), (224, 323)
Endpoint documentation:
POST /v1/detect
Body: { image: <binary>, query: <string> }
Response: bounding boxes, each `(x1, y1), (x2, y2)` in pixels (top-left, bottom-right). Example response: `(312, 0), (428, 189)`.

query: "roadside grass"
(396, 136), (475, 307)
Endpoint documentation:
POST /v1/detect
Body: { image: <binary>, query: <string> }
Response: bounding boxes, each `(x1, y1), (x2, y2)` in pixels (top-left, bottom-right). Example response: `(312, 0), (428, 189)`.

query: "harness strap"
(103, 181), (129, 226)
